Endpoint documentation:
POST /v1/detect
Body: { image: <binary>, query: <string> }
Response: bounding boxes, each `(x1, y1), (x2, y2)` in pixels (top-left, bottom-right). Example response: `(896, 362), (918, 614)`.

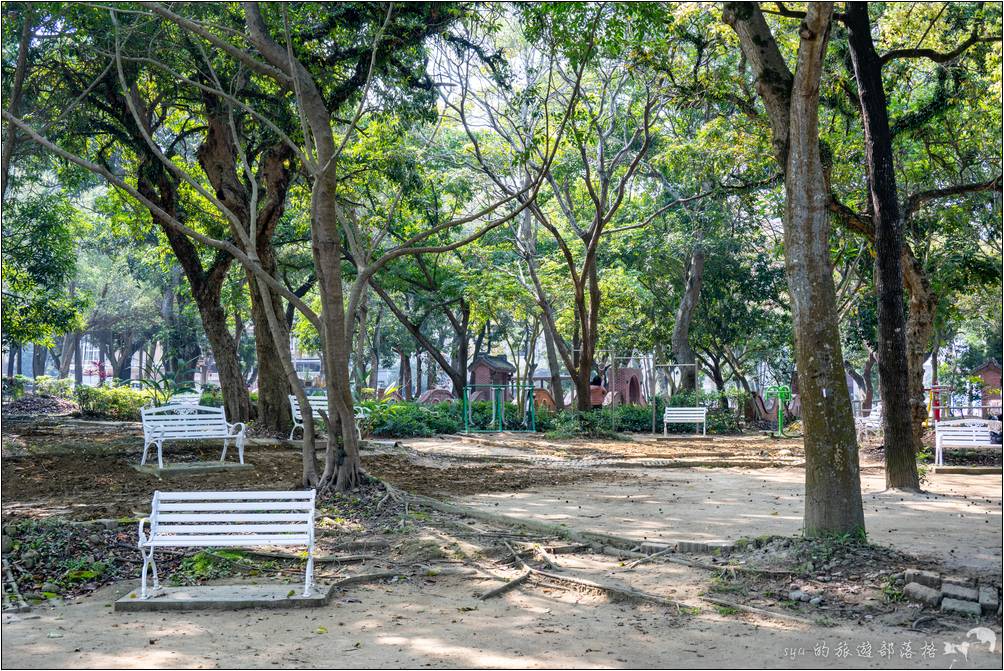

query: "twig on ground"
(624, 546), (674, 570)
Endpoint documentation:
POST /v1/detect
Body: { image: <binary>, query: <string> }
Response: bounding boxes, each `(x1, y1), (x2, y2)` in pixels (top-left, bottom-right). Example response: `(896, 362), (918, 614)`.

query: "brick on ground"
(904, 582), (942, 607)
(942, 597), (982, 617)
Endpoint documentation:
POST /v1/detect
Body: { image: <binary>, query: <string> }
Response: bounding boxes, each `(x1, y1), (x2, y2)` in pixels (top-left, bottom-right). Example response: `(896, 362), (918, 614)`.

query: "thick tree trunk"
(726, 1), (865, 537)
(541, 320), (565, 410)
(902, 251), (936, 452)
(845, 1), (919, 490)
(198, 297), (252, 422)
(58, 332), (76, 379)
(32, 345), (47, 378)
(247, 269), (291, 432)
(672, 235), (705, 392)
(312, 175), (362, 492)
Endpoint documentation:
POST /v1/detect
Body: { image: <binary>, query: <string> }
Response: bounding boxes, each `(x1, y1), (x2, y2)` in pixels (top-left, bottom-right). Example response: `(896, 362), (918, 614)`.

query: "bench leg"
(220, 438), (229, 463)
(141, 440), (151, 466)
(289, 421), (302, 441)
(303, 545), (314, 597)
(237, 435), (245, 464)
(156, 441), (164, 470)
(149, 547), (160, 591)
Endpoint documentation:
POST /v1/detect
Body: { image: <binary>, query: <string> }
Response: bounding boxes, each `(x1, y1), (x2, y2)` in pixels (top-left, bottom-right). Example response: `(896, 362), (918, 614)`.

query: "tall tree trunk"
(58, 332), (76, 379)
(247, 270), (291, 432)
(845, 1), (919, 490)
(414, 352), (423, 396)
(73, 333), (82, 385)
(32, 345), (47, 378)
(903, 252), (936, 452)
(541, 321), (565, 410)
(353, 292), (369, 391)
(6, 349), (16, 377)
(672, 237), (705, 391)
(725, 1), (865, 537)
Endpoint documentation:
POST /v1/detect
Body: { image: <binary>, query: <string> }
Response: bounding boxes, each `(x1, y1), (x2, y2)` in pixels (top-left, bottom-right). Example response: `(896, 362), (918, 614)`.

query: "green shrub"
(76, 385), (152, 421)
(3, 374), (32, 400)
(33, 375), (75, 399)
(366, 401), (462, 438)
(536, 396), (743, 437)
(198, 384), (224, 407)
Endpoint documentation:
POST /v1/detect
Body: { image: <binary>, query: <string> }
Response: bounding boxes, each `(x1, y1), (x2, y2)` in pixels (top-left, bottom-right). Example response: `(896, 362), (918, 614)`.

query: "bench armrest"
(227, 422), (247, 436)
(138, 518), (150, 547)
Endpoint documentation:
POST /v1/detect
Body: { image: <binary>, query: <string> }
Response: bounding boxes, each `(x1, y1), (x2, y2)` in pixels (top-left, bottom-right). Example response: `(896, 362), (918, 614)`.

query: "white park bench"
(288, 394), (369, 441)
(664, 406), (708, 436)
(137, 490), (316, 599)
(934, 419), (1002, 466)
(855, 414), (882, 443)
(140, 404), (247, 469)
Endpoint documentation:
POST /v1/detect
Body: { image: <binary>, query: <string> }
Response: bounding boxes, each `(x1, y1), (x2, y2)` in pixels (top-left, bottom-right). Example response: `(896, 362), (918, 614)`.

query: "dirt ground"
(5, 568), (1002, 670)
(3, 421), (1002, 669)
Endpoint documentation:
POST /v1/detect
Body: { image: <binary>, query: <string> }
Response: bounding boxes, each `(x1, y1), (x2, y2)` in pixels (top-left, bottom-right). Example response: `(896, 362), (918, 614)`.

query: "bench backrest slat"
(148, 490), (316, 544)
(289, 395), (329, 421)
(664, 407), (707, 421)
(142, 405), (230, 439)
(157, 491), (313, 500)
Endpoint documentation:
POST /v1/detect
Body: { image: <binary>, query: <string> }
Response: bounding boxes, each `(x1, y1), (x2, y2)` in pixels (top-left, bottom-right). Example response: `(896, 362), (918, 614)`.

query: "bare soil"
(3, 420), (1002, 669)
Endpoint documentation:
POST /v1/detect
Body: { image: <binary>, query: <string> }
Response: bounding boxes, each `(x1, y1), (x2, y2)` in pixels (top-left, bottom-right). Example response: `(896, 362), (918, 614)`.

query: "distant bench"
(663, 407), (708, 436)
(137, 490), (316, 599)
(934, 419), (1001, 466)
(288, 394), (370, 441)
(140, 404), (246, 469)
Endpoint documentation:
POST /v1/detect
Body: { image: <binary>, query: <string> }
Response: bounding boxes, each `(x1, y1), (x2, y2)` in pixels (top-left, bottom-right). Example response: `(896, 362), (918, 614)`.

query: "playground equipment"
(462, 383), (536, 433)
(765, 384), (791, 437)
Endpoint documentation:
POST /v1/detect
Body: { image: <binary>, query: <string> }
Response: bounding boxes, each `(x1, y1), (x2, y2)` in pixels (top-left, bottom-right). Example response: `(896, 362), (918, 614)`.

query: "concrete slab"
(130, 462), (255, 478)
(114, 583), (333, 612)
(932, 466), (1001, 475)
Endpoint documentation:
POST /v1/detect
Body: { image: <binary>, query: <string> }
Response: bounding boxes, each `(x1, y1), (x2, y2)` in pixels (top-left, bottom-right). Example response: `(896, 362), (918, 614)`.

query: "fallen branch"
(244, 550), (376, 563)
(332, 571), (400, 588)
(478, 568), (532, 600)
(700, 596), (813, 625)
(524, 564), (685, 612)
(624, 546), (674, 570)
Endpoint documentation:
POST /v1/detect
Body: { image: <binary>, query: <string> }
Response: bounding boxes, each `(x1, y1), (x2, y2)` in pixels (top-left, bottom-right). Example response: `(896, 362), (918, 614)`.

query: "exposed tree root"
(479, 569), (532, 600)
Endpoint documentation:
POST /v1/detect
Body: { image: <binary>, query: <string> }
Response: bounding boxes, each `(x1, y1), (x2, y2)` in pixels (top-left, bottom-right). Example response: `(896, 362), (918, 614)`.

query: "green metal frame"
(765, 384), (792, 437)
(462, 384), (536, 433)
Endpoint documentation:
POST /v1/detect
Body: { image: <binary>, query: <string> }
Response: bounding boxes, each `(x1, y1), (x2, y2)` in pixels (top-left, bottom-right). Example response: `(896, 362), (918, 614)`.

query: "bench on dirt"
(934, 419), (1001, 466)
(288, 394), (368, 441)
(137, 490), (316, 599)
(140, 404), (246, 469)
(663, 407), (708, 436)
(855, 415), (882, 443)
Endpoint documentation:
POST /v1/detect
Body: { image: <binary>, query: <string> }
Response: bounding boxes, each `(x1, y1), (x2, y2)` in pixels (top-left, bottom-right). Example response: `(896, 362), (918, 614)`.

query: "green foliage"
(2, 374), (32, 400)
(75, 385), (152, 421)
(32, 375), (75, 399)
(537, 396), (743, 438)
(363, 400), (462, 438)
(1, 191), (84, 347)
